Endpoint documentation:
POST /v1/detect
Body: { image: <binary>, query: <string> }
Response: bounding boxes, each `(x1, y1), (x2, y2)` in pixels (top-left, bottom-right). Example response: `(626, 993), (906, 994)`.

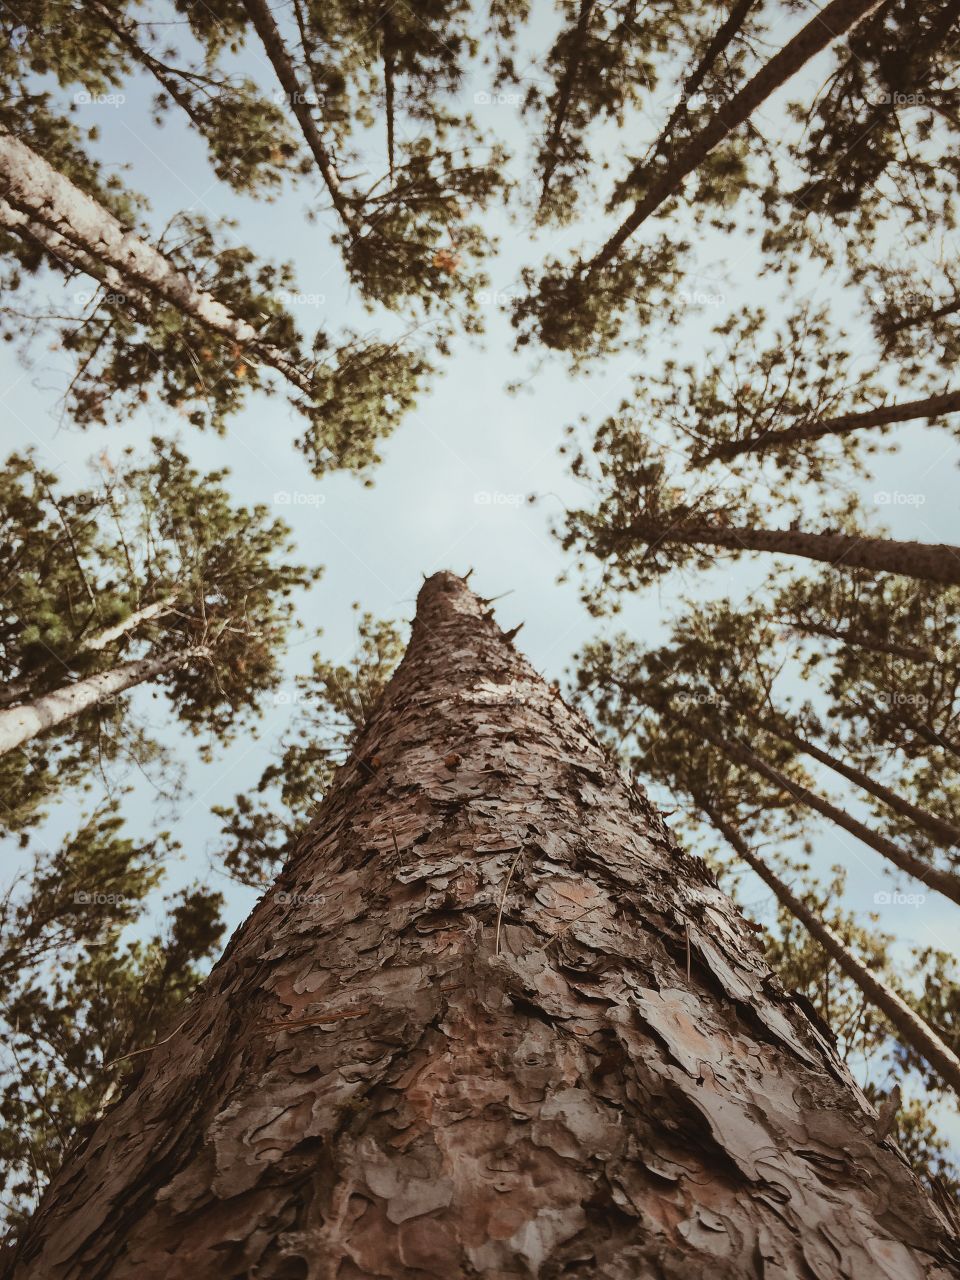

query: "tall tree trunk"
(752, 710), (960, 849)
(0, 595), (179, 710)
(241, 0), (359, 235)
(0, 646), (205, 757)
(608, 515), (960, 586)
(588, 0), (886, 271)
(702, 723), (960, 905)
(631, 0), (757, 177)
(701, 388), (960, 462)
(5, 572), (958, 1278)
(537, 0), (597, 203)
(779, 615), (936, 664)
(702, 802), (960, 1096)
(0, 133), (318, 397)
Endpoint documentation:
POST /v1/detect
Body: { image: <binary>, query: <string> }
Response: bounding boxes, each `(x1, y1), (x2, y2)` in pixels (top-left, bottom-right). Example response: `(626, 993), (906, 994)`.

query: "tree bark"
(537, 0), (597, 202)
(702, 803), (960, 1096)
(631, 0), (757, 177)
(241, 0), (359, 234)
(0, 646), (205, 757)
(609, 515), (960, 586)
(0, 133), (318, 397)
(752, 711), (960, 849)
(588, 0), (887, 271)
(0, 595), (179, 710)
(702, 723), (960, 906)
(5, 573), (958, 1278)
(701, 389), (960, 462)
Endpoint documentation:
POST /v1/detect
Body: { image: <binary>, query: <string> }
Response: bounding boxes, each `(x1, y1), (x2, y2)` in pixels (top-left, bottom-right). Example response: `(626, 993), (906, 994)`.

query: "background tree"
(0, 804), (224, 1230)
(213, 611), (405, 888)
(0, 439), (317, 834)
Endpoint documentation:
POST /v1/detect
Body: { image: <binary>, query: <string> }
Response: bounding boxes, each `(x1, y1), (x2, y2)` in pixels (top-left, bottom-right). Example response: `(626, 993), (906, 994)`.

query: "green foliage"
(0, 439), (317, 831)
(213, 612), (406, 886)
(0, 806), (223, 1227)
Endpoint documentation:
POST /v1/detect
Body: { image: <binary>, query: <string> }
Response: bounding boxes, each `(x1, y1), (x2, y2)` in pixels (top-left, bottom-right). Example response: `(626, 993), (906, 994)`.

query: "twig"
(540, 902), (602, 950)
(104, 1017), (188, 1069)
(495, 847), (525, 956)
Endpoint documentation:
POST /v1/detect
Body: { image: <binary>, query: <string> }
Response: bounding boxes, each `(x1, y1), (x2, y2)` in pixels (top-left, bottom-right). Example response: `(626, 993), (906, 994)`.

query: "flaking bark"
(5, 573), (959, 1279)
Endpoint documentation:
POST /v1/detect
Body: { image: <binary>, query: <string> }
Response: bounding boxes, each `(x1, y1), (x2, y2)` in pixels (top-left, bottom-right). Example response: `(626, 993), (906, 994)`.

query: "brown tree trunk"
(703, 723), (960, 905)
(629, 0), (757, 178)
(752, 711), (960, 849)
(5, 573), (958, 1278)
(702, 803), (960, 1096)
(588, 0), (886, 271)
(241, 0), (359, 235)
(701, 389), (960, 462)
(537, 0), (597, 202)
(610, 515), (960, 586)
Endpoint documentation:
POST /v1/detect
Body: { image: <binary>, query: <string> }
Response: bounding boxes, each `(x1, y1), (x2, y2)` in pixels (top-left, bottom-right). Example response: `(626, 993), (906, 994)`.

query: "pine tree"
(0, 440), (316, 830)
(4, 574), (959, 1275)
(0, 129), (433, 474)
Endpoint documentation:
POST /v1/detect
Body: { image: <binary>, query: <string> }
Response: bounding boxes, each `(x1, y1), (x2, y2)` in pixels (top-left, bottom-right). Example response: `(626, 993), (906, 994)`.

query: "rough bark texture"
(6, 573), (960, 1279)
(614, 517), (960, 587)
(702, 804), (960, 1097)
(590, 0), (887, 269)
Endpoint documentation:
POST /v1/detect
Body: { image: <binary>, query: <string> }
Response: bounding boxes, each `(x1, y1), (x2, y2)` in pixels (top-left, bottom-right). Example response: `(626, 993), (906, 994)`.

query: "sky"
(2, 0), (959, 1148)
